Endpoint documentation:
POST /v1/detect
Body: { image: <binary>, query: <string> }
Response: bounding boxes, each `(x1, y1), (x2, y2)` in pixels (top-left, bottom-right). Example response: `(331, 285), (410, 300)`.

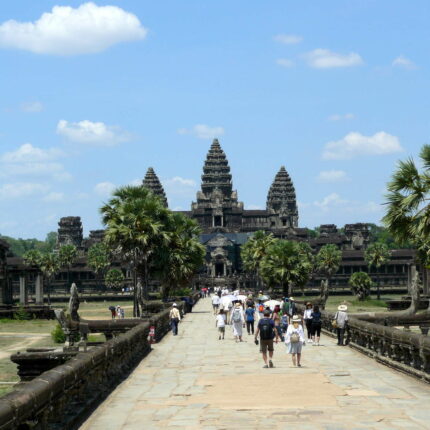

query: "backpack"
(290, 332), (300, 343)
(259, 319), (274, 340)
(281, 315), (288, 326)
(232, 309), (242, 323)
(258, 304), (264, 313)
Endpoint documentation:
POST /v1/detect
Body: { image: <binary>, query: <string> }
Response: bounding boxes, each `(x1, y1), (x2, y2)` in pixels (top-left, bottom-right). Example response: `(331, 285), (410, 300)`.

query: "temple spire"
(142, 167), (168, 207)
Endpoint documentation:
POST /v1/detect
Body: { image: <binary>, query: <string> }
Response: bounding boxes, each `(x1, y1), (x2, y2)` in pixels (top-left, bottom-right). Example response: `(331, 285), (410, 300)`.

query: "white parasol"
(264, 299), (282, 311)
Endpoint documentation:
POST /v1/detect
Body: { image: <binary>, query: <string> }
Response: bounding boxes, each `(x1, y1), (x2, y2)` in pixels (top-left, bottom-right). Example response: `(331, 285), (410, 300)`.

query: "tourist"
(120, 307), (125, 319)
(225, 300), (233, 324)
(285, 315), (306, 367)
(216, 309), (226, 340)
(202, 287), (208, 298)
(169, 303), (181, 336)
(230, 303), (245, 342)
(212, 293), (221, 315)
(254, 310), (275, 368)
(271, 304), (283, 342)
(303, 302), (313, 342)
(288, 297), (296, 323)
(311, 305), (322, 346)
(109, 306), (116, 319)
(116, 305), (122, 319)
(246, 294), (254, 309)
(280, 312), (288, 334)
(257, 300), (265, 319)
(245, 303), (256, 335)
(335, 304), (349, 346)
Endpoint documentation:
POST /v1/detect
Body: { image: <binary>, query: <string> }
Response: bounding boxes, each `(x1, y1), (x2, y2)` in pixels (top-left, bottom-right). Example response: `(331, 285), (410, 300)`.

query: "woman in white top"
(216, 309), (227, 340)
(303, 302), (313, 343)
(230, 303), (245, 342)
(285, 315), (306, 367)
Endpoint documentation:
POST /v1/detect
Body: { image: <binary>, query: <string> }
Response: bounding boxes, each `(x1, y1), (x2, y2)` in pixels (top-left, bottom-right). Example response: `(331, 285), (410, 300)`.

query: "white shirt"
(212, 295), (220, 305)
(303, 309), (313, 320)
(335, 311), (348, 329)
(285, 324), (305, 344)
(230, 307), (245, 324)
(216, 314), (226, 327)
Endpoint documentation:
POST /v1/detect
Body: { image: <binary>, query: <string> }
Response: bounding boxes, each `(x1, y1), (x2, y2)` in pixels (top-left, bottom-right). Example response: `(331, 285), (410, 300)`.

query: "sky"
(0, 1), (429, 239)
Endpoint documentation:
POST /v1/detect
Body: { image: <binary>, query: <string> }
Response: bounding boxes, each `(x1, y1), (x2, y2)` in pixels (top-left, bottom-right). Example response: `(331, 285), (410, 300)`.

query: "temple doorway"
(215, 262), (224, 277)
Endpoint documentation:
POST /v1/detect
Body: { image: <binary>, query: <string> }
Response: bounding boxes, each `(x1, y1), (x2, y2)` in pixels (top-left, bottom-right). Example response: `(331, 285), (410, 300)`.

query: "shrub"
(13, 305), (32, 320)
(349, 272), (373, 301)
(51, 323), (66, 343)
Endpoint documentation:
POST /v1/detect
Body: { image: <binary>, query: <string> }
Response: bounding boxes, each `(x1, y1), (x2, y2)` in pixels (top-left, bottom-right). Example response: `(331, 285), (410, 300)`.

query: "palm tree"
(87, 242), (111, 287)
(349, 272), (373, 301)
(58, 244), (78, 292)
(105, 268), (125, 291)
(101, 186), (170, 316)
(39, 253), (61, 306)
(241, 230), (275, 290)
(315, 244), (342, 309)
(23, 250), (42, 302)
(365, 242), (391, 300)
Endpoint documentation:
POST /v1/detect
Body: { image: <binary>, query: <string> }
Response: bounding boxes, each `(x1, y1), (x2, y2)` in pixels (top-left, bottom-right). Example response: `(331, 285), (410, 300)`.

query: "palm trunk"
(133, 269), (139, 317)
(47, 277), (51, 306)
(144, 258), (149, 301)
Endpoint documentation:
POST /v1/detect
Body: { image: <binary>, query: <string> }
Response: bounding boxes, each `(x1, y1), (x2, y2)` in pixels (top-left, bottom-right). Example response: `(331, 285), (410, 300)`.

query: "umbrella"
(264, 300), (281, 310)
(236, 295), (247, 302)
(220, 295), (234, 306)
(258, 295), (270, 301)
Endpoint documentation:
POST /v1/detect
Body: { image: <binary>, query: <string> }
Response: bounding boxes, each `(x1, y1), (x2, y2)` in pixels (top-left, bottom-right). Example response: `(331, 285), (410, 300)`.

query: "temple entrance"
(215, 262), (224, 277)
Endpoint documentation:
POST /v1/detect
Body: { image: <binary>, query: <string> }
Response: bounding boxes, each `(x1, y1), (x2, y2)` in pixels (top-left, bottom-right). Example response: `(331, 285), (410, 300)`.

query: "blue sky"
(0, 1), (429, 239)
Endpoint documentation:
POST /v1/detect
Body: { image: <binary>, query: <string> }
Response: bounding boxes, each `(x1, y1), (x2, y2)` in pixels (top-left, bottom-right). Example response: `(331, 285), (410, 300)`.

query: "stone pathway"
(80, 299), (430, 429)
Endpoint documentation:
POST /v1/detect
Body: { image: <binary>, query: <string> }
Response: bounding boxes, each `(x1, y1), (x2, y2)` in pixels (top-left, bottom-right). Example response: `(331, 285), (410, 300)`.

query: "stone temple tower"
(266, 166), (299, 229)
(192, 139), (243, 233)
(142, 167), (168, 207)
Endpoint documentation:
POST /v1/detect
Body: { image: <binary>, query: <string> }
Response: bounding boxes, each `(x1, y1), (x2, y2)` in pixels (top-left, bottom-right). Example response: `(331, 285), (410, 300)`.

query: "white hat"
(338, 305), (348, 311)
(172, 303), (177, 307)
(289, 297), (295, 301)
(292, 315), (301, 322)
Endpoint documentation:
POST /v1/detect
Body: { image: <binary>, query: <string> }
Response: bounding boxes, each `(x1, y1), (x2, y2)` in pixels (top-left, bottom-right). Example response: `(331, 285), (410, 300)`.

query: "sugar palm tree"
(315, 244), (342, 308)
(101, 186), (170, 316)
(365, 242), (391, 300)
(87, 242), (111, 285)
(349, 272), (373, 301)
(58, 244), (78, 292)
(39, 253), (61, 306)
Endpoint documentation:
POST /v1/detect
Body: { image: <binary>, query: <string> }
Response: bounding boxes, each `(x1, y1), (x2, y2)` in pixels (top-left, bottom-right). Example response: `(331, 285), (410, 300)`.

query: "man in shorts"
(254, 310), (275, 368)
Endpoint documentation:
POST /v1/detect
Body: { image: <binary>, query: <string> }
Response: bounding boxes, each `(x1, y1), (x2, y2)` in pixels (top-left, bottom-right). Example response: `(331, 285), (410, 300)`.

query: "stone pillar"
(19, 276), (27, 305)
(408, 264), (417, 295)
(35, 274), (44, 304)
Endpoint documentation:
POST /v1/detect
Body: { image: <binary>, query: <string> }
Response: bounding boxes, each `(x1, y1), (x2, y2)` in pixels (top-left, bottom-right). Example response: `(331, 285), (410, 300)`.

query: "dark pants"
(275, 325), (284, 341)
(305, 319), (313, 339)
(246, 320), (254, 334)
(311, 322), (321, 337)
(171, 318), (179, 335)
(337, 328), (345, 345)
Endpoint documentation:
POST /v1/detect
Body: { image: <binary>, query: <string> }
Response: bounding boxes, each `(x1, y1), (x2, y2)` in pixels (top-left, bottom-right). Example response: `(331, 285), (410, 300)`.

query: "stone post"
(19, 275), (27, 305)
(35, 274), (44, 304)
(408, 264), (416, 296)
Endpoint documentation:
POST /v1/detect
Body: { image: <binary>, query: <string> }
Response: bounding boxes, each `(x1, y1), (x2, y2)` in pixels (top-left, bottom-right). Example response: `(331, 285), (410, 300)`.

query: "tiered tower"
(57, 217), (84, 248)
(266, 166), (299, 229)
(142, 167), (168, 207)
(192, 139), (243, 232)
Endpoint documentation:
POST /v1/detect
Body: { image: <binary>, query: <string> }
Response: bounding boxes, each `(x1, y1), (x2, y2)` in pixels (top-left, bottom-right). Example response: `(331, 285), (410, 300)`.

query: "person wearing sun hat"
(230, 302), (245, 342)
(285, 315), (306, 367)
(169, 303), (181, 336)
(335, 304), (349, 346)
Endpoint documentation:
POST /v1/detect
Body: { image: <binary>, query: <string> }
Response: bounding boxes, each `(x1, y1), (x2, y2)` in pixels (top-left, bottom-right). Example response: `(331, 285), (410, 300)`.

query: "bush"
(51, 324), (66, 343)
(13, 305), (32, 320)
(171, 287), (192, 297)
(349, 272), (373, 301)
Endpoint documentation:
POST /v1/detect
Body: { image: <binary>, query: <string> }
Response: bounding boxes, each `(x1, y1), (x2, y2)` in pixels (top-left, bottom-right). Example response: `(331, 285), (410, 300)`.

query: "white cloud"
(57, 120), (130, 146)
(328, 113), (355, 121)
(317, 170), (348, 183)
(314, 193), (348, 212)
(20, 101), (43, 113)
(94, 182), (116, 196)
(274, 34), (302, 45)
(0, 143), (70, 181)
(310, 193), (381, 216)
(304, 49), (363, 68)
(178, 124), (224, 140)
(246, 204), (263, 210)
(0, 182), (49, 199)
(162, 176), (197, 198)
(322, 131), (403, 160)
(276, 58), (295, 68)
(392, 55), (417, 70)
(0, 3), (147, 56)
(43, 192), (64, 202)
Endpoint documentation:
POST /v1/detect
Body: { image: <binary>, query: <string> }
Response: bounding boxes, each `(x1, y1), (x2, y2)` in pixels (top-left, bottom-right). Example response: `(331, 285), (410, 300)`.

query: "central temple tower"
(191, 139), (244, 232)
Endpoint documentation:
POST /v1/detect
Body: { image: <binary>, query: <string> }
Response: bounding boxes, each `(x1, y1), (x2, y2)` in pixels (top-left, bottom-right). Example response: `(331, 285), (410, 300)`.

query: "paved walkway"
(80, 299), (430, 430)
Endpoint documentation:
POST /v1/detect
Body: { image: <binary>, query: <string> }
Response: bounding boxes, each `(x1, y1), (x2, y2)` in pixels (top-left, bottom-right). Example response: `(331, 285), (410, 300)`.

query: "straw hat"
(306, 302), (312, 307)
(235, 303), (241, 308)
(338, 304), (348, 311)
(289, 297), (295, 301)
(292, 315), (301, 322)
(172, 303), (177, 307)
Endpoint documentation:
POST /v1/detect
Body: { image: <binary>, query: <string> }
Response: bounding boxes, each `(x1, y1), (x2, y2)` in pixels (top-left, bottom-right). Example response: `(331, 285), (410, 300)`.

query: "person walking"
(216, 309), (226, 340)
(285, 315), (306, 367)
(254, 310), (275, 368)
(311, 305), (322, 346)
(230, 303), (245, 342)
(212, 293), (221, 315)
(288, 297), (296, 323)
(303, 302), (313, 343)
(169, 303), (181, 336)
(245, 304), (256, 335)
(271, 304), (283, 342)
(335, 304), (349, 346)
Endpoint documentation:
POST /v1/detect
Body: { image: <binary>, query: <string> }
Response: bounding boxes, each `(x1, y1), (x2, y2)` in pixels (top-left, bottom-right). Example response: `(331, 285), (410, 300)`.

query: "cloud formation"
(0, 182), (49, 199)
(312, 193), (380, 215)
(57, 120), (130, 146)
(20, 101), (43, 113)
(328, 113), (355, 121)
(317, 170), (348, 183)
(178, 124), (224, 140)
(392, 55), (417, 70)
(274, 34), (302, 45)
(304, 49), (363, 68)
(322, 131), (403, 160)
(0, 2), (147, 56)
(162, 176), (197, 198)
(94, 181), (116, 196)
(276, 58), (295, 68)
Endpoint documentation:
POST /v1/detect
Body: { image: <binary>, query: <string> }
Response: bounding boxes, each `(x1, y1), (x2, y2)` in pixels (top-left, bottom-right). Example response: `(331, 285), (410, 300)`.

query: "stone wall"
(0, 298), (195, 430)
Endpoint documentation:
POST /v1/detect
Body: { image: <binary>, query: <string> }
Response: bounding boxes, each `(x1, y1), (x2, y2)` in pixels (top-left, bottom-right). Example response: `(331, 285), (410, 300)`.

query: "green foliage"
(349, 271), (373, 301)
(315, 244), (342, 279)
(88, 242), (111, 275)
(23, 249), (42, 267)
(51, 324), (66, 343)
(365, 242), (391, 269)
(58, 244), (78, 269)
(171, 287), (192, 297)
(39, 253), (61, 280)
(241, 231), (275, 274)
(367, 223), (413, 249)
(105, 268), (125, 289)
(1, 232), (57, 257)
(13, 305), (32, 320)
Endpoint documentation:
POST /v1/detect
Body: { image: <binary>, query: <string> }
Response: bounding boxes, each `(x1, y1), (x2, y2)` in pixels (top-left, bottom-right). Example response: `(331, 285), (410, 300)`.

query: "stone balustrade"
(0, 297), (196, 430)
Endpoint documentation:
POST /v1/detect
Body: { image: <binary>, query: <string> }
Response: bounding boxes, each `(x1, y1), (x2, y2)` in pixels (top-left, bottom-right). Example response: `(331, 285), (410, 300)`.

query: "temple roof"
(142, 167), (168, 207)
(201, 139), (233, 197)
(266, 166), (298, 212)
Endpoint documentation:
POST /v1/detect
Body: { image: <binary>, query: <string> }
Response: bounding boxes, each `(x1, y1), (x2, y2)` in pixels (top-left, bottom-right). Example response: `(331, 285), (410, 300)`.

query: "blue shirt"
(245, 307), (255, 322)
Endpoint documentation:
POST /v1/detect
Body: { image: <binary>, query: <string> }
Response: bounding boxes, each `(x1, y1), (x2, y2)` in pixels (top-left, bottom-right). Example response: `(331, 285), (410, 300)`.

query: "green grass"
(324, 294), (403, 313)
